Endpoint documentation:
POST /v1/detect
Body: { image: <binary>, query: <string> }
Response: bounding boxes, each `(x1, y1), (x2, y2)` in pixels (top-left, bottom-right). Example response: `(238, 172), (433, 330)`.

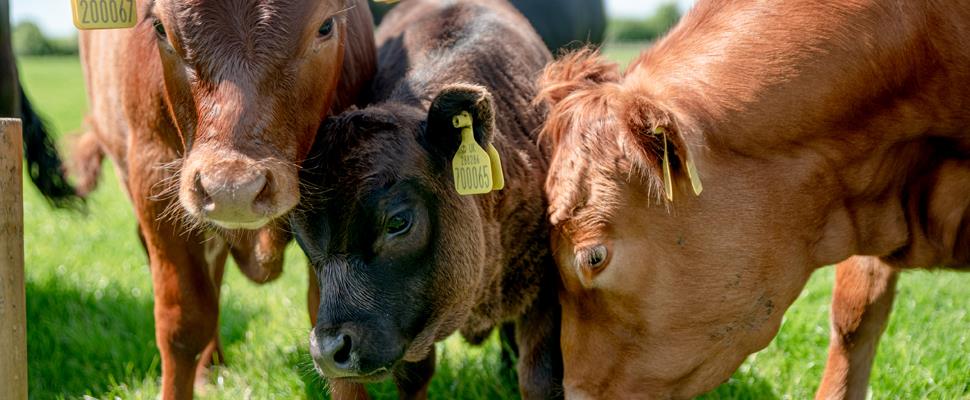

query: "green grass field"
(18, 55), (968, 400)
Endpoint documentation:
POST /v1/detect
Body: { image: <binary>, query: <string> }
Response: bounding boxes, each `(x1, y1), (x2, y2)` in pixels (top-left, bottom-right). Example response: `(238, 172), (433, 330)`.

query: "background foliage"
(609, 2), (682, 43)
(13, 21), (78, 56)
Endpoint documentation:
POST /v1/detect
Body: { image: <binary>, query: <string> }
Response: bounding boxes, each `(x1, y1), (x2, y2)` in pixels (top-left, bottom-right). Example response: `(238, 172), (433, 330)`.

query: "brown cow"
(73, 1), (376, 398)
(537, 0), (969, 398)
(290, 0), (560, 398)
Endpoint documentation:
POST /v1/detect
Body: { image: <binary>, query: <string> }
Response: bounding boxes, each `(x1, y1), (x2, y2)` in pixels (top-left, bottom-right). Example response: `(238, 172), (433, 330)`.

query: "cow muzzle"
(309, 323), (402, 382)
(179, 150), (298, 230)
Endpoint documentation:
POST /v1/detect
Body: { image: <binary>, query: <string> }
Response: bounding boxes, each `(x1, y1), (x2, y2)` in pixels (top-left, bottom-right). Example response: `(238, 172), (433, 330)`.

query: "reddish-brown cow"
(73, 1), (376, 398)
(538, 0), (969, 398)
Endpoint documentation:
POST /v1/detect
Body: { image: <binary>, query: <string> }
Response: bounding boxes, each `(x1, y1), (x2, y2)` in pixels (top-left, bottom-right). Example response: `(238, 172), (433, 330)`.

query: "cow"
(0, 0), (81, 209)
(366, 0), (606, 52)
(536, 0), (970, 398)
(71, 0), (376, 398)
(289, 0), (560, 398)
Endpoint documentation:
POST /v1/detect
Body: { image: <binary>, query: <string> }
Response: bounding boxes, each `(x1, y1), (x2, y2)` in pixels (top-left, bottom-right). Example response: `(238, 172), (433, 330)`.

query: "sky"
(12, 0), (696, 37)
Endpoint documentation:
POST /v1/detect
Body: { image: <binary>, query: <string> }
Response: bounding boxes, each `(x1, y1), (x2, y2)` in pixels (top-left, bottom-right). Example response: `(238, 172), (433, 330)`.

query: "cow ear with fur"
(423, 84), (495, 159)
(536, 47), (619, 107)
(619, 95), (703, 201)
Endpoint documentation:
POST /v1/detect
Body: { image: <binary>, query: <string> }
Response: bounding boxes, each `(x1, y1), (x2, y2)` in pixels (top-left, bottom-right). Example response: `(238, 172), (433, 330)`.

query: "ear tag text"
(72, 0), (138, 30)
(452, 111), (494, 195)
(485, 143), (505, 191)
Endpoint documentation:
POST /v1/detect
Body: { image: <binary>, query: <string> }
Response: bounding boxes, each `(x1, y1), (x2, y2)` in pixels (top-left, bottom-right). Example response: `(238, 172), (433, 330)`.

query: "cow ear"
(536, 47), (619, 107)
(423, 84), (495, 159)
(619, 95), (703, 201)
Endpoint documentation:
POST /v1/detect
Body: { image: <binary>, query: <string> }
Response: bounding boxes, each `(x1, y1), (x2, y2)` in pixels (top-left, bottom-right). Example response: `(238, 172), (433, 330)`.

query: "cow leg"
(329, 380), (370, 400)
(393, 347), (436, 400)
(138, 221), (220, 400)
(194, 236), (230, 390)
(816, 256), (899, 400)
(515, 278), (564, 400)
(127, 145), (220, 400)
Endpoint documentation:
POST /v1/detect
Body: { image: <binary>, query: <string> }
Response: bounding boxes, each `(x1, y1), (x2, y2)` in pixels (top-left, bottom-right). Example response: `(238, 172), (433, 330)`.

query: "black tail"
(20, 86), (84, 210)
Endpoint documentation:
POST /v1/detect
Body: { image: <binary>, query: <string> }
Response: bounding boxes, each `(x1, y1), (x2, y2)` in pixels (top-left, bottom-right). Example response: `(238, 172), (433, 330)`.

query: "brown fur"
(73, 1), (376, 398)
(292, 1), (560, 398)
(537, 0), (970, 398)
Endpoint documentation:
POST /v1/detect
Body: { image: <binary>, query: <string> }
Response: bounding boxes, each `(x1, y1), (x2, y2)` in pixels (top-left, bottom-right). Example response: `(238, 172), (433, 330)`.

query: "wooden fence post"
(0, 118), (26, 400)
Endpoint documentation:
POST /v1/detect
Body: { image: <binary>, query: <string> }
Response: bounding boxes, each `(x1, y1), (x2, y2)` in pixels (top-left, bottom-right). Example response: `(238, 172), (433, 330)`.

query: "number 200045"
(75, 0), (136, 28)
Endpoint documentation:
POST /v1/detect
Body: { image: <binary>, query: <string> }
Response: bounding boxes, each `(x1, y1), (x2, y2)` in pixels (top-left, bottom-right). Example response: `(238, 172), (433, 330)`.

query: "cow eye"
(385, 211), (413, 237)
(578, 244), (609, 270)
(318, 17), (335, 38)
(152, 18), (167, 40)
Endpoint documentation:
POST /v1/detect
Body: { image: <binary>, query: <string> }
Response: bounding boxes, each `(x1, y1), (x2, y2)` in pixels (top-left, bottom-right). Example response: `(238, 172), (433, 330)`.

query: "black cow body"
(368, 0), (606, 51)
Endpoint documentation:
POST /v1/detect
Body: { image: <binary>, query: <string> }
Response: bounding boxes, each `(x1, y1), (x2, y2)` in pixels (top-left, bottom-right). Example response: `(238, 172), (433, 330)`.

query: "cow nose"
(194, 166), (270, 227)
(311, 329), (359, 377)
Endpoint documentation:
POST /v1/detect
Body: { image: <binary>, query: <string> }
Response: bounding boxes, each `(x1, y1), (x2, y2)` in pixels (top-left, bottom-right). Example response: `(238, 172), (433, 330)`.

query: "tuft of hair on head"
(534, 47), (621, 148)
(536, 47), (619, 107)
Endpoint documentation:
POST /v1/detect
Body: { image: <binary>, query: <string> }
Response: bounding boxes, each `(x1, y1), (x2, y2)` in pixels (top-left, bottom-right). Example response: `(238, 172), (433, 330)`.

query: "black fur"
(20, 86), (83, 210)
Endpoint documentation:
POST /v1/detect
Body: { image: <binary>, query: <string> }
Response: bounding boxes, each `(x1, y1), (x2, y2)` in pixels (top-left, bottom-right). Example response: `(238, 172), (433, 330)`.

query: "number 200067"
(74, 0), (137, 29)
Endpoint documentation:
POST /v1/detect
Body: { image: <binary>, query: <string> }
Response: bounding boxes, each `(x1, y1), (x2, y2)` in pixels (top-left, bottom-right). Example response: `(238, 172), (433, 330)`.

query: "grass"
(18, 54), (969, 400)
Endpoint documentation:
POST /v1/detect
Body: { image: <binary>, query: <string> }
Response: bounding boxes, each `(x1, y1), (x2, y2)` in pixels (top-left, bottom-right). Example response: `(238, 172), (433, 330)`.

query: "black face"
(292, 85), (497, 382)
(293, 175), (438, 380)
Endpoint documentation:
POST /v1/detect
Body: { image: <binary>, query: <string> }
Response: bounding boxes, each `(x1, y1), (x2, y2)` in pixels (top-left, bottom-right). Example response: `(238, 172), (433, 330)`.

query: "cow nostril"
(194, 172), (214, 211)
(253, 170), (274, 207)
(333, 333), (353, 366)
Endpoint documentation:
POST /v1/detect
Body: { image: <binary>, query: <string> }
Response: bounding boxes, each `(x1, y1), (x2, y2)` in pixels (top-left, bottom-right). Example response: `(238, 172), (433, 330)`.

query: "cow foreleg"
(129, 147), (223, 400)
(394, 347), (436, 400)
(515, 277), (564, 400)
(816, 256), (898, 400)
(139, 222), (222, 400)
(195, 236), (229, 392)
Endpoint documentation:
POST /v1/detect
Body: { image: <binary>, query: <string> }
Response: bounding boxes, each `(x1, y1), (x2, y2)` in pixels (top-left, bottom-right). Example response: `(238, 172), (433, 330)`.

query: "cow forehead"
(546, 122), (628, 234)
(160, 0), (342, 71)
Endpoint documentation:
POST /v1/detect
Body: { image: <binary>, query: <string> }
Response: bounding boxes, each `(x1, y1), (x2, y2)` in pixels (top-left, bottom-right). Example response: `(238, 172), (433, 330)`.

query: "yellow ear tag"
(485, 143), (505, 191)
(685, 156), (703, 196)
(452, 111), (494, 195)
(661, 130), (674, 202)
(71, 0), (138, 30)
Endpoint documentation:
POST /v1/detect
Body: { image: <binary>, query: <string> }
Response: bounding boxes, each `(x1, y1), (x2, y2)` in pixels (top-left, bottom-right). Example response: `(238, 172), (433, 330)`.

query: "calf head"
(149, 0), (370, 229)
(291, 85), (499, 381)
(538, 50), (814, 398)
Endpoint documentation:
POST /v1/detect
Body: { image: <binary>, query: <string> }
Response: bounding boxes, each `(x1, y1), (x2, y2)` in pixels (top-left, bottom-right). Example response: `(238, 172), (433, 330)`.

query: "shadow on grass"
(26, 275), (257, 399)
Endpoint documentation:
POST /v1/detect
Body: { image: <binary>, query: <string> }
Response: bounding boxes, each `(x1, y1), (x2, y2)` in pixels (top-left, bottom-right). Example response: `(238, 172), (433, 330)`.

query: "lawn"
(18, 54), (969, 400)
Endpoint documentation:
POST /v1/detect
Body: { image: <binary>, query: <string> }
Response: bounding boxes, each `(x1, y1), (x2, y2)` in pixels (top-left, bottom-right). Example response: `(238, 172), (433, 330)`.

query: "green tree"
(13, 21), (53, 56)
(609, 2), (683, 43)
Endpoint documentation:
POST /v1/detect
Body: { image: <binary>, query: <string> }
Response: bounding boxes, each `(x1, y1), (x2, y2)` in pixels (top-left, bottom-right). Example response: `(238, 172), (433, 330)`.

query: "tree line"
(13, 21), (78, 56)
(609, 2), (682, 43)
